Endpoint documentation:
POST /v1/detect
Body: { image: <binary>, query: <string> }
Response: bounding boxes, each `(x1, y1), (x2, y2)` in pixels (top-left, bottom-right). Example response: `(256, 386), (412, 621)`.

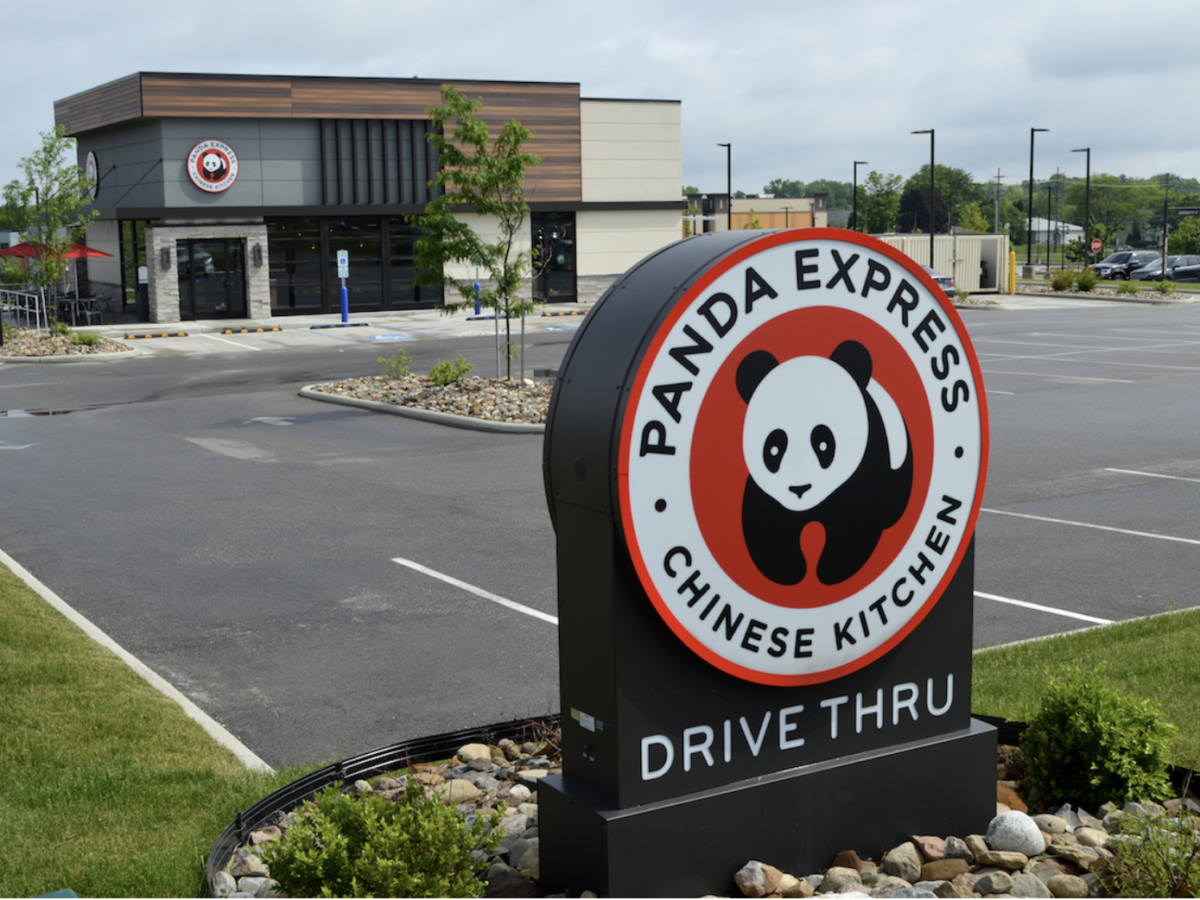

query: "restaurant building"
(54, 73), (684, 323)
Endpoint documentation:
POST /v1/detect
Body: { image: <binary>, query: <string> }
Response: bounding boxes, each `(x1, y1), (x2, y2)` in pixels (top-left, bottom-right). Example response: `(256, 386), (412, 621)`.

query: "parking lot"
(3, 294), (1200, 767)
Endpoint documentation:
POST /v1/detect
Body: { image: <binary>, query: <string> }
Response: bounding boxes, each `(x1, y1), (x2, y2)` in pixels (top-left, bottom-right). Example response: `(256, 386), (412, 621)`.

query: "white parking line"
(981, 507), (1200, 546)
(979, 369), (1132, 383)
(200, 333), (261, 351)
(974, 591), (1113, 625)
(392, 557), (559, 625)
(1105, 468), (1200, 484)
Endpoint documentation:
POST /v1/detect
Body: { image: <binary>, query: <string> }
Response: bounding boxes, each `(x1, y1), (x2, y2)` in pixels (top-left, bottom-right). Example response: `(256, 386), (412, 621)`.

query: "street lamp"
(912, 130), (934, 267)
(852, 160), (868, 233)
(1028, 128), (1049, 267)
(782, 206), (792, 228)
(1072, 148), (1090, 263)
(717, 143), (731, 231)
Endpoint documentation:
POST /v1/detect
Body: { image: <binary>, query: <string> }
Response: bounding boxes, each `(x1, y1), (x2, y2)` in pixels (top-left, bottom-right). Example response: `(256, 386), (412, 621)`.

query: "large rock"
(1033, 814), (1067, 835)
(817, 865), (861, 892)
(735, 861), (783, 898)
(779, 873), (815, 898)
(831, 849), (864, 871)
(1047, 874), (1088, 898)
(997, 783), (1029, 813)
(229, 848), (271, 879)
(457, 742), (493, 762)
(912, 835), (945, 861)
(437, 779), (481, 804)
(974, 870), (1014, 895)
(1010, 872), (1054, 898)
(942, 836), (973, 862)
(987, 810), (1047, 856)
(920, 858), (968, 882)
(975, 848), (1029, 869)
(881, 841), (923, 883)
(1075, 827), (1108, 848)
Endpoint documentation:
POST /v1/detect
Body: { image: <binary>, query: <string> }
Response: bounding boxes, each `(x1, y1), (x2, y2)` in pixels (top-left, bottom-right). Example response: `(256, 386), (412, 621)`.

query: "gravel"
(0, 328), (133, 357)
(308, 375), (552, 424)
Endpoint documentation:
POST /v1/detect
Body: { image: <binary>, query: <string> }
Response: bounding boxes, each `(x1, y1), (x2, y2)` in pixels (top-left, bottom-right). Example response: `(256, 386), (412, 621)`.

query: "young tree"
(957, 201), (990, 234)
(415, 85), (542, 380)
(1, 125), (97, 297)
(903, 165), (984, 213)
(897, 186), (949, 234)
(804, 179), (854, 209)
(856, 171), (903, 234)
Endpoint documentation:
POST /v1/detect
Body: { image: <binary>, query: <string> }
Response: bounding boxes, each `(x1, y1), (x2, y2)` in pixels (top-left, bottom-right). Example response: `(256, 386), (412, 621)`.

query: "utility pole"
(993, 169), (1004, 233)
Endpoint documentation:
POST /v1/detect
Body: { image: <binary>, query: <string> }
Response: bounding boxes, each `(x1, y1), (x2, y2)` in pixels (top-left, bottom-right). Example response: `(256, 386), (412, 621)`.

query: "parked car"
(1168, 255), (1200, 283)
(1130, 256), (1182, 281)
(1093, 250), (1161, 280)
(921, 265), (955, 298)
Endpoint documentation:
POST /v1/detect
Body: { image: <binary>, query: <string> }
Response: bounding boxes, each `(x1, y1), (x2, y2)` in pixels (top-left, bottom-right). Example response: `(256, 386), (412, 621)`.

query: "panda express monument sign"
(540, 229), (996, 897)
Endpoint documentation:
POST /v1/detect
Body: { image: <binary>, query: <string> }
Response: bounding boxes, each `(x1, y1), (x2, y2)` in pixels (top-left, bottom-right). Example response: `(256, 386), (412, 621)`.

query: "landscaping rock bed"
(307, 375), (552, 425)
(0, 327), (132, 357)
(213, 738), (1200, 898)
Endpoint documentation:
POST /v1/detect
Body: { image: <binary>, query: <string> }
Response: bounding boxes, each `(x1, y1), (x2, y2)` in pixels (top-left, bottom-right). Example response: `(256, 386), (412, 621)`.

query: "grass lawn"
(972, 608), (1200, 768)
(0, 561), (320, 898)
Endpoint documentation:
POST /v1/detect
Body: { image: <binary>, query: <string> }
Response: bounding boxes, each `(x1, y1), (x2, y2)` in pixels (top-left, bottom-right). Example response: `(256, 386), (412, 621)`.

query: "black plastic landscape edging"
(206, 714), (558, 896)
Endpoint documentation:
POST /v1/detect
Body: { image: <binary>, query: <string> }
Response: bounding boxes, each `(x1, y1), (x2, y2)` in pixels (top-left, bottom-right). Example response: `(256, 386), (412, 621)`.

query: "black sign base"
(538, 717), (996, 898)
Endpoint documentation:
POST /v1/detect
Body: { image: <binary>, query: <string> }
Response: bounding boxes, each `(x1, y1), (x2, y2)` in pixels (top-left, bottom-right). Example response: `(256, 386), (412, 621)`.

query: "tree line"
(693, 169), (1200, 248)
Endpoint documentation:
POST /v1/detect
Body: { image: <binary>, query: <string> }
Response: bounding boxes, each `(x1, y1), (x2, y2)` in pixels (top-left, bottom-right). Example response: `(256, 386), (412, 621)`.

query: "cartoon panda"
(200, 151), (228, 183)
(737, 340), (913, 586)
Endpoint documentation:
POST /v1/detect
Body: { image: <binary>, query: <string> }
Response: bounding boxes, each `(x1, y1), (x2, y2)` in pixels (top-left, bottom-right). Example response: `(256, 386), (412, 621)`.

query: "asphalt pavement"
(4, 291), (1200, 768)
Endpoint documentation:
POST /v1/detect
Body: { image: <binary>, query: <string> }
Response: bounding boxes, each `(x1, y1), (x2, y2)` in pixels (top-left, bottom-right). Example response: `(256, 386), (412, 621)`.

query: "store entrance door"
(177, 239), (246, 319)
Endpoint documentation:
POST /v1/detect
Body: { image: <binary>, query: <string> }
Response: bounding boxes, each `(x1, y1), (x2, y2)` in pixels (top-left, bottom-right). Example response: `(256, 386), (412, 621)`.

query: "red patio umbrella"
(0, 241), (112, 259)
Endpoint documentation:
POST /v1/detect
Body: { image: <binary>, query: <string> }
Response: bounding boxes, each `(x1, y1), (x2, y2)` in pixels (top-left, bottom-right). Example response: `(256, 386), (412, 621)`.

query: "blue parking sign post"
(337, 250), (350, 323)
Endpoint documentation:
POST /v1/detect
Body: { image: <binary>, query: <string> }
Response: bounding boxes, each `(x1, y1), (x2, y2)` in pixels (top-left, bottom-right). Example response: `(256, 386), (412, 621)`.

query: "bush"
(50, 320), (71, 336)
(259, 780), (501, 899)
(430, 355), (475, 387)
(1117, 280), (1143, 295)
(955, 288), (970, 302)
(1156, 280), (1177, 296)
(1106, 805), (1200, 898)
(71, 331), (101, 346)
(1022, 667), (1176, 810)
(377, 350), (412, 380)
(1050, 270), (1075, 292)
(1075, 267), (1099, 292)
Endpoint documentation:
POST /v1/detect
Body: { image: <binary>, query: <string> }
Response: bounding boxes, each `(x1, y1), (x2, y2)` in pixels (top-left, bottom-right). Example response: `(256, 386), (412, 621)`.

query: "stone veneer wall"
(146, 223), (270, 324)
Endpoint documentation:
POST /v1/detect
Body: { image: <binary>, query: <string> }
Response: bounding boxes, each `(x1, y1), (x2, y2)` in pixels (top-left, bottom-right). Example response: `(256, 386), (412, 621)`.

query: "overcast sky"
(4, 0), (1198, 200)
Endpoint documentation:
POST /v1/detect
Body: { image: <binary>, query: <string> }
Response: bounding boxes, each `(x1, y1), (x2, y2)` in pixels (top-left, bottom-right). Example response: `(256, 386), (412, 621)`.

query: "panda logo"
(737, 340), (913, 587)
(200, 151), (227, 183)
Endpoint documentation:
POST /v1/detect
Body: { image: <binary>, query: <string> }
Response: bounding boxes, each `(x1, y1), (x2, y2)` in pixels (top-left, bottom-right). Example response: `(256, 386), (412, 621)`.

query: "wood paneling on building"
(55, 73), (581, 202)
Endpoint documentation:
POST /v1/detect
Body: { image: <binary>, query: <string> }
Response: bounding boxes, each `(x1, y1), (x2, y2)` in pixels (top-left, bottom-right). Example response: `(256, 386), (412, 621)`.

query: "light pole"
(853, 160), (868, 232)
(1072, 148), (1090, 264)
(782, 206), (792, 228)
(1028, 128), (1049, 267)
(912, 130), (934, 267)
(717, 143), (731, 231)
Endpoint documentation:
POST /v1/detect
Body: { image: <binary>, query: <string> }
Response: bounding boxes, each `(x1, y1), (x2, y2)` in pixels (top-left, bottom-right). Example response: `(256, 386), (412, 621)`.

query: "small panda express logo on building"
(187, 140), (239, 193)
(618, 230), (988, 686)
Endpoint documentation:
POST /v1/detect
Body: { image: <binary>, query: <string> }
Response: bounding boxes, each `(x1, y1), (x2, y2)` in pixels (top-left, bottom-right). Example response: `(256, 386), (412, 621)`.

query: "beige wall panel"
(580, 100), (681, 204)
(579, 141), (680, 161)
(576, 209), (680, 276)
(581, 99), (681, 124)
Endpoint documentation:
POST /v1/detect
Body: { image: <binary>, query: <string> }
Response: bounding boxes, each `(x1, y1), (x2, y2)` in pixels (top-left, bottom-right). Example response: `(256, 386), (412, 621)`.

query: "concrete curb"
(299, 385), (546, 434)
(0, 347), (140, 363)
(0, 545), (273, 774)
(1014, 289), (1197, 305)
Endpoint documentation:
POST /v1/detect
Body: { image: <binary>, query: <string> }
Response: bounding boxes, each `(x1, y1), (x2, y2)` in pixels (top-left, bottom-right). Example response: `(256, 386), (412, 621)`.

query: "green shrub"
(1050, 270), (1075, 292)
(50, 320), (71, 336)
(71, 331), (101, 346)
(1156, 280), (1177, 296)
(377, 350), (412, 380)
(955, 288), (970, 301)
(259, 780), (501, 899)
(1117, 279), (1142, 295)
(429, 355), (475, 387)
(1075, 267), (1099, 292)
(1022, 667), (1176, 809)
(1106, 806), (1200, 898)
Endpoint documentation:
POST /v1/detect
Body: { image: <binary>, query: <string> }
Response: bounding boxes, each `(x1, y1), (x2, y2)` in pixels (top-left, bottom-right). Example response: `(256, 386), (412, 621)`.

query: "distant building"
(55, 72), (684, 323)
(1027, 217), (1083, 245)
(686, 193), (828, 233)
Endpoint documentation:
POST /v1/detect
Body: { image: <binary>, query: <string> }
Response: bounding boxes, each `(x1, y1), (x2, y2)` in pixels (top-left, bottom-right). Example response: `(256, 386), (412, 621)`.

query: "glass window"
(268, 217), (323, 311)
